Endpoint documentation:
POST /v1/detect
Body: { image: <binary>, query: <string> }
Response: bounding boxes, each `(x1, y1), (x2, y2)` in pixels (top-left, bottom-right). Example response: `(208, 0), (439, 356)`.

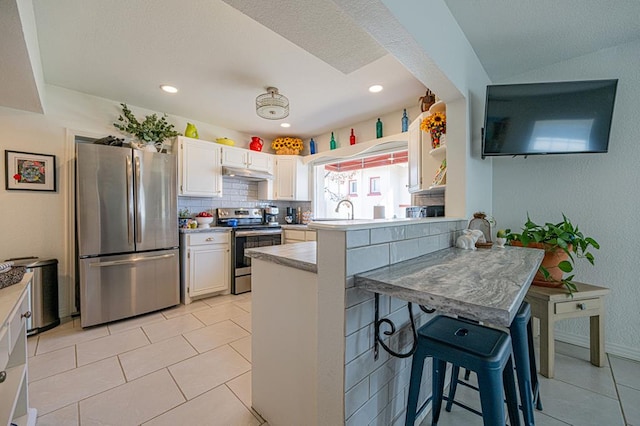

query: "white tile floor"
(27, 293), (640, 426)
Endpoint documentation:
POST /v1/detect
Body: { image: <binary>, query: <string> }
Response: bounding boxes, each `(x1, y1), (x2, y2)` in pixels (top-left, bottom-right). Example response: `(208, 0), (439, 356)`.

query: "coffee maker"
(264, 206), (279, 226)
(285, 207), (296, 224)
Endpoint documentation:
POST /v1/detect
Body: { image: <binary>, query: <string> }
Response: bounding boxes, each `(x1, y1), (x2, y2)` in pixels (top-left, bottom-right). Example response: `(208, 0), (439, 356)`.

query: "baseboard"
(555, 330), (640, 362)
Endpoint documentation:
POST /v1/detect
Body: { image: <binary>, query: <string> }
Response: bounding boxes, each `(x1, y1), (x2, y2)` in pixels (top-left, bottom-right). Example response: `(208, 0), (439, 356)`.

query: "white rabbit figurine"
(456, 229), (485, 250)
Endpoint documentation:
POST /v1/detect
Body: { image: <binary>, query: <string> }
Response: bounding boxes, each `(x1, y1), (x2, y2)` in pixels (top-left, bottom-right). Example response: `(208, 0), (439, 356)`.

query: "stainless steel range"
(217, 208), (282, 294)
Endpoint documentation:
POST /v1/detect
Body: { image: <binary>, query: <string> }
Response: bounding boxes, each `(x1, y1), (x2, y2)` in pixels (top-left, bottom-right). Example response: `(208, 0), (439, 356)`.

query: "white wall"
(0, 84), (250, 317)
(318, 0), (498, 220)
(492, 40), (640, 359)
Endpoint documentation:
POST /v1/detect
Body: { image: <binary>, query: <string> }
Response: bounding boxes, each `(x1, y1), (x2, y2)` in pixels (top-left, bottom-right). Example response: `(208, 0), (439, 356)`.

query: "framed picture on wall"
(5, 150), (57, 192)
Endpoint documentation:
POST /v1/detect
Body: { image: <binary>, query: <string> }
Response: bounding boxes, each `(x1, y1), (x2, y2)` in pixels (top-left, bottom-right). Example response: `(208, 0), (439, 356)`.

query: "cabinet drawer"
(284, 230), (306, 242)
(187, 232), (230, 246)
(9, 291), (29, 351)
(555, 298), (600, 315)
(305, 231), (317, 241)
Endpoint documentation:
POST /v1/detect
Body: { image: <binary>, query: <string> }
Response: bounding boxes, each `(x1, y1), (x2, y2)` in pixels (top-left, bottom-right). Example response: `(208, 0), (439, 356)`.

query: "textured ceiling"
(27, 0), (426, 140)
(4, 0), (640, 139)
(222, 0), (387, 74)
(444, 0), (640, 81)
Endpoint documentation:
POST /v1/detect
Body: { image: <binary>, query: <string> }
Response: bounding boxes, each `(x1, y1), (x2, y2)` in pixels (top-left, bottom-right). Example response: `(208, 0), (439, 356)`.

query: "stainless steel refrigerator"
(76, 143), (179, 327)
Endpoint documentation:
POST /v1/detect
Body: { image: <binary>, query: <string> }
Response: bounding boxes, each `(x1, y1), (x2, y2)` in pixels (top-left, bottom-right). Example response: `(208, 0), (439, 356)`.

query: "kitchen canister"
(373, 205), (385, 219)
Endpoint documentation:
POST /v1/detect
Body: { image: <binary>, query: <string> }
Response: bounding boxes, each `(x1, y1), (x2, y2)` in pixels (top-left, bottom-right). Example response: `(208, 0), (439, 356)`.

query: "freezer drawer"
(79, 249), (179, 327)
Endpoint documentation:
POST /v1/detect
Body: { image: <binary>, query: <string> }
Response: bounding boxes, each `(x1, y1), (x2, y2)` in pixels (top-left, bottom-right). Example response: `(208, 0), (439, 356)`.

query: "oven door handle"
(235, 230), (282, 237)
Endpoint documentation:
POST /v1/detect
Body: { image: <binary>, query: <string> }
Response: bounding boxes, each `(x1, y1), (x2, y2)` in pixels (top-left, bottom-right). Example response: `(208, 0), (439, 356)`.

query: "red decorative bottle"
(350, 128), (356, 145)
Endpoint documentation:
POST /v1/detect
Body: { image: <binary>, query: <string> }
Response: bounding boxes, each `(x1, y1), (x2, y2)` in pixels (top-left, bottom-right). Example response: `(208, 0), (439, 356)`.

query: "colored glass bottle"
(350, 128), (356, 145)
(401, 109), (409, 132)
(310, 138), (317, 154)
(330, 132), (337, 150)
(376, 118), (383, 138)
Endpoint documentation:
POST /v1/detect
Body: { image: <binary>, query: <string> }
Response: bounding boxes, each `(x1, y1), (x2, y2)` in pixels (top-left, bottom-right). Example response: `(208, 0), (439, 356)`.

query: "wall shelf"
(303, 132), (409, 165)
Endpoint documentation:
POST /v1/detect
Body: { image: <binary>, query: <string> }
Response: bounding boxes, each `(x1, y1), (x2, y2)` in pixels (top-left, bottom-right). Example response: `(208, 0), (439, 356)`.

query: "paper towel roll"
(373, 205), (385, 219)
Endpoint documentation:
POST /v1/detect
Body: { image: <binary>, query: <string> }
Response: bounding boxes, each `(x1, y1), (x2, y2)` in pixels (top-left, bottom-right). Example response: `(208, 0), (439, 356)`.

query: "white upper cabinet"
(407, 112), (424, 193)
(259, 155), (309, 201)
(177, 136), (223, 197)
(407, 102), (447, 193)
(221, 145), (273, 174)
(248, 150), (273, 174)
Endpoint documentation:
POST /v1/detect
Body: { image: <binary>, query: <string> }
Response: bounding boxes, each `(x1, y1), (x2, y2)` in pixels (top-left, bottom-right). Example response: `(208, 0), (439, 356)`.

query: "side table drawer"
(555, 298), (600, 314)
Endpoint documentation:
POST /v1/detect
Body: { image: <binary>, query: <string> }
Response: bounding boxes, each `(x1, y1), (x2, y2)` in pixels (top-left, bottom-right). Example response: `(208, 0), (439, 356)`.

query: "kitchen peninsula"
(246, 217), (544, 426)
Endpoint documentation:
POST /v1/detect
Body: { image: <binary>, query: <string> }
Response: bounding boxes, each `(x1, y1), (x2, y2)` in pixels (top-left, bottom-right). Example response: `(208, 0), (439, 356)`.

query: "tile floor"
(26, 293), (640, 425)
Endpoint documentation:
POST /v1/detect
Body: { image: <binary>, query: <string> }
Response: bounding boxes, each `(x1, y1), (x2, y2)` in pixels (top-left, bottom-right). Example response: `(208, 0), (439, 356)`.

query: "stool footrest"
(443, 396), (483, 417)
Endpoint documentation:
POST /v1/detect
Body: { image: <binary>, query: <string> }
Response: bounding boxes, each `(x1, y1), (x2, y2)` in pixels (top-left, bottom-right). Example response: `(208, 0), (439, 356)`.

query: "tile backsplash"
(178, 176), (311, 223)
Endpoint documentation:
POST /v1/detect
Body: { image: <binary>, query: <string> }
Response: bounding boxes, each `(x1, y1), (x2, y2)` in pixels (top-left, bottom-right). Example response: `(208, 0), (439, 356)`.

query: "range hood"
(222, 166), (273, 181)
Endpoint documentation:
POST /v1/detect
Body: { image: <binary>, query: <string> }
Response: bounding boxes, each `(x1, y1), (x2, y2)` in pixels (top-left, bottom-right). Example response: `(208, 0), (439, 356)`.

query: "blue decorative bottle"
(330, 132), (337, 150)
(401, 109), (409, 132)
(376, 118), (383, 138)
(310, 138), (317, 154)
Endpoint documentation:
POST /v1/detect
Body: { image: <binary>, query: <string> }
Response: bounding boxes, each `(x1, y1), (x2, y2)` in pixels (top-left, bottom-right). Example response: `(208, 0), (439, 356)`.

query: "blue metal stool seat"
(405, 315), (521, 426)
(446, 302), (542, 425)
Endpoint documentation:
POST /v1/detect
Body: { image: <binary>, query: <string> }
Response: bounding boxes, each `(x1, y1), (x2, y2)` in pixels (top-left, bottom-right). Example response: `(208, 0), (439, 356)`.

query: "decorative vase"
(185, 123), (199, 139)
(143, 142), (158, 152)
(510, 241), (570, 287)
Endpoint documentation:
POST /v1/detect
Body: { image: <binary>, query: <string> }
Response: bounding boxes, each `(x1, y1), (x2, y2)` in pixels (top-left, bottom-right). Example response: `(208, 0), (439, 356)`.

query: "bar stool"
(405, 315), (521, 426)
(445, 302), (542, 426)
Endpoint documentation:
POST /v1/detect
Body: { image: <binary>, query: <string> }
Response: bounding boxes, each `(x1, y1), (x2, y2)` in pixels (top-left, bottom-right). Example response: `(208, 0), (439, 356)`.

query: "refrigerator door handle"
(134, 155), (142, 244)
(126, 155), (134, 244)
(89, 253), (176, 267)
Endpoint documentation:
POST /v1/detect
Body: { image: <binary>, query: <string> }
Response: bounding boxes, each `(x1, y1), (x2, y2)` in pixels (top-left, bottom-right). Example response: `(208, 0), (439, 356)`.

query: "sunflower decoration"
(420, 111), (446, 149)
(271, 136), (304, 155)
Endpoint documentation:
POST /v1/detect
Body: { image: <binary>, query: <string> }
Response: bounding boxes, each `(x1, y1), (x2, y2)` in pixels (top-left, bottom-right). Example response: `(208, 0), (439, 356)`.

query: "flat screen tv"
(482, 79), (618, 158)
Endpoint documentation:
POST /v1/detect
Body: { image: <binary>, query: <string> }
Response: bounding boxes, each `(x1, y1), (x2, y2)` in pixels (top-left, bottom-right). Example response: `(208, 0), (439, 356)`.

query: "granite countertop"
(245, 241), (317, 273)
(354, 246), (544, 326)
(307, 217), (463, 231)
(179, 227), (233, 234)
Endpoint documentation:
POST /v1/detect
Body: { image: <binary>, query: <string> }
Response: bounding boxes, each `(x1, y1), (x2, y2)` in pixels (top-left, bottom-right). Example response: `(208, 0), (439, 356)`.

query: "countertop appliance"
(217, 208), (282, 294)
(264, 206), (279, 226)
(406, 205), (445, 218)
(76, 143), (179, 327)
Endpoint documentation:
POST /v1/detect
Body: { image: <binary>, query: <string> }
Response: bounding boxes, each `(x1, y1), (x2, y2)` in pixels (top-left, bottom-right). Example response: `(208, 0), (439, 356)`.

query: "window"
(348, 180), (358, 196)
(369, 177), (381, 196)
(314, 150), (410, 220)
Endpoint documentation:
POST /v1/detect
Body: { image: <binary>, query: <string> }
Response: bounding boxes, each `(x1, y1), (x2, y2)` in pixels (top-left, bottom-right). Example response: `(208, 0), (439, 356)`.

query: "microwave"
(406, 205), (445, 218)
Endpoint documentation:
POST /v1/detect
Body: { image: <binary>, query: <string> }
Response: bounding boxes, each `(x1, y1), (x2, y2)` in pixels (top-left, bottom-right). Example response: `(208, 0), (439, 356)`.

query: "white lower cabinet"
(1, 272), (37, 426)
(180, 232), (230, 304)
(283, 229), (316, 244)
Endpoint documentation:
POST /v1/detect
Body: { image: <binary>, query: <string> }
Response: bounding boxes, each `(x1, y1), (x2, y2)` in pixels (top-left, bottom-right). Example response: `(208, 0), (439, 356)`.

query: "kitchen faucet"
(335, 199), (354, 220)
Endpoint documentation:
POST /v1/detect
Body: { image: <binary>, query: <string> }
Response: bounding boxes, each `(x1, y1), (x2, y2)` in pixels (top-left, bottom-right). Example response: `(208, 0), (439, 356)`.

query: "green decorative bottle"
(376, 118), (383, 138)
(401, 109), (409, 132)
(330, 132), (337, 150)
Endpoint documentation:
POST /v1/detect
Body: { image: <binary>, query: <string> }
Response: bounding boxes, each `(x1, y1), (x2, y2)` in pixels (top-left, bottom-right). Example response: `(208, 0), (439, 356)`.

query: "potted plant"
(113, 103), (181, 151)
(505, 214), (599, 294)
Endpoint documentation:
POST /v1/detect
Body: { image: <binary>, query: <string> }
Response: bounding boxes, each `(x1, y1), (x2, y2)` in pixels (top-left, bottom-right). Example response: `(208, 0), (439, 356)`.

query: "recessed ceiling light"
(369, 85), (383, 93)
(160, 85), (178, 94)
(280, 123), (291, 128)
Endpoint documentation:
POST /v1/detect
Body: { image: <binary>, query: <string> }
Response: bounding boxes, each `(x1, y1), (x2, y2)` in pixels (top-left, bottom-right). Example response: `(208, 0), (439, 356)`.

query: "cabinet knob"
(21, 310), (32, 319)
(0, 370), (6, 383)
(577, 303), (587, 310)
(206, 237), (214, 241)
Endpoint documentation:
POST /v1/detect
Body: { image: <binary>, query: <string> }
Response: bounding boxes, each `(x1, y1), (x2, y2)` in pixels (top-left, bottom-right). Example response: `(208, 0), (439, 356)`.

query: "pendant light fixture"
(256, 87), (289, 120)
